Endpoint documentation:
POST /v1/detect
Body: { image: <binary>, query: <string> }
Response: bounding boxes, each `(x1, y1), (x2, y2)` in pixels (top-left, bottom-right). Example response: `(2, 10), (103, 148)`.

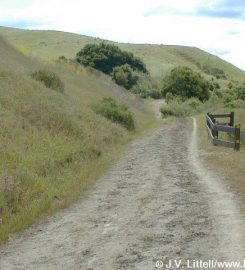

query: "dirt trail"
(151, 99), (166, 119)
(1, 119), (245, 269)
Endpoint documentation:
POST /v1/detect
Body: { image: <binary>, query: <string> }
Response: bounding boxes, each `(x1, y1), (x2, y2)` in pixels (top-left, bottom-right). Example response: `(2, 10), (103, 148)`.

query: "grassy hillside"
(0, 26), (244, 81)
(0, 36), (155, 243)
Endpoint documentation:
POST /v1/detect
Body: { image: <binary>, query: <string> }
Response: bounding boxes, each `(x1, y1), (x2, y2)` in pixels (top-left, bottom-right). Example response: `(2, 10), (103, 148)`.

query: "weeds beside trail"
(0, 37), (155, 244)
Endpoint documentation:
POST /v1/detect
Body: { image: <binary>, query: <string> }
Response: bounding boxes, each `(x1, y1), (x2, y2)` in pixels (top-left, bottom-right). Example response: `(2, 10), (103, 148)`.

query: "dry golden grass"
(0, 36), (156, 244)
(196, 113), (245, 206)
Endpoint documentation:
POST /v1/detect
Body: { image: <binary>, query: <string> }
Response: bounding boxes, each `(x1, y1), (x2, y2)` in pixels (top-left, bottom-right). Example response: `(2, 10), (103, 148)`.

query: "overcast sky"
(1, 0), (245, 70)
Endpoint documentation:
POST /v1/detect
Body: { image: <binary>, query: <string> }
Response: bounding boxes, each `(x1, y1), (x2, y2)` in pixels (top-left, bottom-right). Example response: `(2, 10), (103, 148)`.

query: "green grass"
(0, 36), (155, 244)
(91, 97), (135, 131)
(1, 26), (244, 82)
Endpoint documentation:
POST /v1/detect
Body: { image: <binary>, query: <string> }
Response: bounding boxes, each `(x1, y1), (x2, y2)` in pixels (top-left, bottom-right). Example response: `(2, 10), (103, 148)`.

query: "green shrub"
(160, 107), (174, 117)
(162, 66), (211, 101)
(147, 89), (162, 99)
(91, 97), (135, 130)
(112, 64), (138, 89)
(76, 43), (147, 75)
(31, 70), (64, 92)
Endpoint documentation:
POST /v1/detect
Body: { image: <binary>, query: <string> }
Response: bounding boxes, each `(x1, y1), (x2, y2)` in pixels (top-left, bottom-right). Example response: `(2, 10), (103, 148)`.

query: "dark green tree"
(76, 42), (148, 75)
(162, 66), (211, 101)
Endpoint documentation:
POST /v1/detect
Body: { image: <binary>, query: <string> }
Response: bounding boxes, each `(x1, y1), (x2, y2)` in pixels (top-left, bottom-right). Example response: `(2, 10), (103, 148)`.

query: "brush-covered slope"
(0, 36), (153, 243)
(0, 26), (244, 81)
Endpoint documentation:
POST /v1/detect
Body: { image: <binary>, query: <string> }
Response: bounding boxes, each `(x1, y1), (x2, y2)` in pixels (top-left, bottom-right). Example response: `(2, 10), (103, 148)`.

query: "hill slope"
(0, 35), (154, 243)
(0, 26), (244, 81)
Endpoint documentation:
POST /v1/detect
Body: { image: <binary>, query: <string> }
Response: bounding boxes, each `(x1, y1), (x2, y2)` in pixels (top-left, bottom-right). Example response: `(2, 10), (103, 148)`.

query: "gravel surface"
(151, 99), (166, 119)
(1, 118), (245, 270)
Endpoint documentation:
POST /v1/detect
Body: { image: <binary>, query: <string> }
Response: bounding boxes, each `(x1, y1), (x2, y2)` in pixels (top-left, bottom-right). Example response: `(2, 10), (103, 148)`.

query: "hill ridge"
(0, 26), (244, 81)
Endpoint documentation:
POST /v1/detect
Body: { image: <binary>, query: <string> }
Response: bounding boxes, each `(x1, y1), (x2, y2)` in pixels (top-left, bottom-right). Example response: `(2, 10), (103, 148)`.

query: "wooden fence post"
(211, 115), (218, 139)
(234, 124), (240, 151)
(230, 112), (234, 127)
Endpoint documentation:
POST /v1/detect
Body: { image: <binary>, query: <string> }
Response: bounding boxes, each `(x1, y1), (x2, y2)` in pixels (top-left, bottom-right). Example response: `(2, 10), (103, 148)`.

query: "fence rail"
(206, 112), (241, 151)
(241, 131), (245, 141)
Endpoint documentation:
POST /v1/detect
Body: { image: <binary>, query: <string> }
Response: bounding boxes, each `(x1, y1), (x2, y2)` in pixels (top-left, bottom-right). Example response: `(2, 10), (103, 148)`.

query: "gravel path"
(0, 118), (245, 270)
(151, 99), (166, 119)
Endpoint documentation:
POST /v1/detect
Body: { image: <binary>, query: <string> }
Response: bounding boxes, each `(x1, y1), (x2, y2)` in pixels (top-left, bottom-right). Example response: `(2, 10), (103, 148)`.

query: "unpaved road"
(1, 119), (245, 269)
(151, 99), (166, 119)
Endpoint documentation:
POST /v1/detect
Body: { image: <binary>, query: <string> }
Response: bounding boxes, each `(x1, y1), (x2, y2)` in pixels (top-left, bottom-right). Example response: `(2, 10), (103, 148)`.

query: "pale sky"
(1, 0), (245, 70)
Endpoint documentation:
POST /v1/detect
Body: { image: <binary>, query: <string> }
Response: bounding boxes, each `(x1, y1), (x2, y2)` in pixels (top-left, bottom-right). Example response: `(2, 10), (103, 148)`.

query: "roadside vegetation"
(0, 36), (155, 244)
(160, 65), (245, 118)
(161, 85), (245, 118)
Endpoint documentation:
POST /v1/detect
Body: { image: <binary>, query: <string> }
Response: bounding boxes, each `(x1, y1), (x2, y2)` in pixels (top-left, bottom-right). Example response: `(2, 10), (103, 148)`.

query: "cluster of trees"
(76, 43), (237, 107)
(76, 43), (147, 89)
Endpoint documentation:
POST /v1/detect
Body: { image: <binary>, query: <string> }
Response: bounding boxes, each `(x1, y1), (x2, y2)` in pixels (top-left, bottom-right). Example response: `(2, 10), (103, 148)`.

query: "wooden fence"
(206, 112), (244, 151)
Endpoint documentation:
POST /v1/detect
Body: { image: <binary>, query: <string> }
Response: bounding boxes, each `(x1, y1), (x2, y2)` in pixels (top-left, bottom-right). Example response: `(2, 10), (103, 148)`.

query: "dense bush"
(91, 97), (135, 131)
(76, 43), (147, 75)
(112, 64), (138, 89)
(162, 66), (211, 102)
(31, 70), (64, 92)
